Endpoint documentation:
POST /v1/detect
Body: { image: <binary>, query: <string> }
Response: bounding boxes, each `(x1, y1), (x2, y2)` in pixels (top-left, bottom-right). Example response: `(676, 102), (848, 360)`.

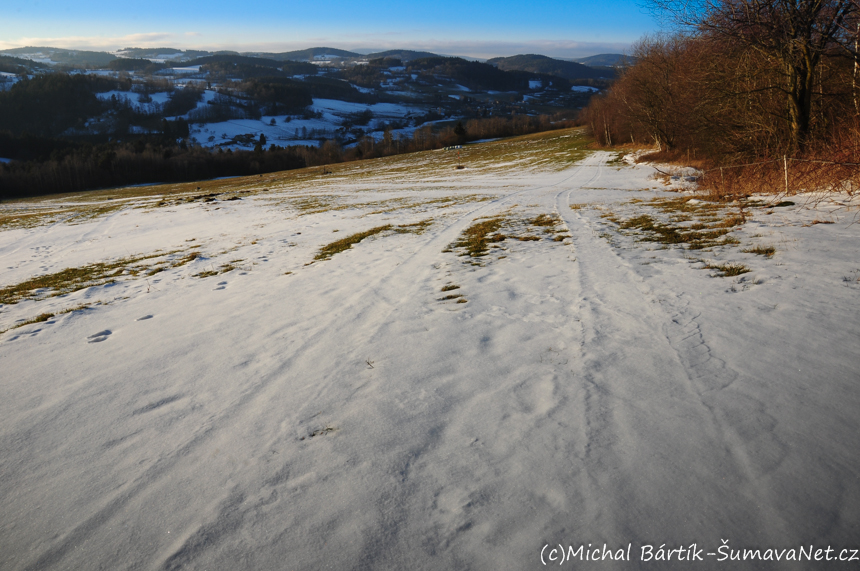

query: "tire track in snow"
(553, 160), (792, 548)
(16, 155), (608, 571)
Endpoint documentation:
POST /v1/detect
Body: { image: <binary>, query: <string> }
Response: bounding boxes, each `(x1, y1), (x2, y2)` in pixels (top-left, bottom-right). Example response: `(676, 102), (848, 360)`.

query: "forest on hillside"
(581, 0), (859, 196)
(0, 114), (574, 199)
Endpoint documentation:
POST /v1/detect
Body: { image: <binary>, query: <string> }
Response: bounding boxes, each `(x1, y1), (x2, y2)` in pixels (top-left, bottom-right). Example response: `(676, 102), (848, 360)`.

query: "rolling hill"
(486, 54), (614, 80)
(261, 47), (361, 61)
(573, 53), (634, 67)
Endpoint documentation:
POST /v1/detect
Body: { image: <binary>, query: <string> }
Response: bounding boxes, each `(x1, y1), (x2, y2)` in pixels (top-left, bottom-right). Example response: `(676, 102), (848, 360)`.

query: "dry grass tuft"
(529, 214), (559, 227)
(702, 261), (751, 276)
(1, 257), (140, 304)
(448, 217), (507, 257)
(314, 219), (434, 261)
(743, 245), (776, 257)
(0, 304), (92, 336)
(607, 197), (747, 251)
(315, 225), (393, 261)
(194, 263), (236, 278)
(438, 293), (464, 301)
(0, 248), (206, 305)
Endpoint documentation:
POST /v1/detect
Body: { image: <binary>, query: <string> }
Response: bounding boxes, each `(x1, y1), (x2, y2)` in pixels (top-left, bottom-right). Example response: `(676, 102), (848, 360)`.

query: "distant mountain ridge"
(572, 53), (633, 67)
(116, 47), (211, 60)
(258, 47), (361, 61)
(486, 54), (614, 80)
(0, 46), (117, 67)
(1, 45), (630, 75)
(363, 50), (439, 62)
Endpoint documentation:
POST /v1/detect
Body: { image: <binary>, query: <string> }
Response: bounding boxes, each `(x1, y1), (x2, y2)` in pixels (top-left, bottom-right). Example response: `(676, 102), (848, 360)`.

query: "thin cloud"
(0, 32), (176, 51)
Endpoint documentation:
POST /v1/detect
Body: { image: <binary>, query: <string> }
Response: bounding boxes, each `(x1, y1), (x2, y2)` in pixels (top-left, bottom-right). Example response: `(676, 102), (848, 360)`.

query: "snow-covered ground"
(1, 132), (858, 570)
(96, 90), (173, 110)
(189, 98), (428, 149)
(310, 98), (424, 121)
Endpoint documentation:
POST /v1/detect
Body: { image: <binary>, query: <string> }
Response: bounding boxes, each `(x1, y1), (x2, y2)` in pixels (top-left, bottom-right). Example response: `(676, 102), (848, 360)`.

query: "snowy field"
(1, 129), (859, 570)
(190, 98), (429, 149)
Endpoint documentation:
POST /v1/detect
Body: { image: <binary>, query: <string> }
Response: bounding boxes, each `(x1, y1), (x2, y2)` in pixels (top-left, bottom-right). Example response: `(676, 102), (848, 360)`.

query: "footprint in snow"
(88, 330), (112, 343)
(214, 281), (227, 290)
(136, 315), (153, 321)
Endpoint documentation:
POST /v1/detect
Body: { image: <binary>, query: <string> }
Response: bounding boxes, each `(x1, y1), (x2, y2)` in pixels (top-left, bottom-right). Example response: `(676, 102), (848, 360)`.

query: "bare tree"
(653, 0), (858, 151)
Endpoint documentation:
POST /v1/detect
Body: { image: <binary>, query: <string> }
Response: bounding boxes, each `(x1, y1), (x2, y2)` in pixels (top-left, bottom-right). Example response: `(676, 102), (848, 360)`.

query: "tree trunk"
(786, 61), (814, 153)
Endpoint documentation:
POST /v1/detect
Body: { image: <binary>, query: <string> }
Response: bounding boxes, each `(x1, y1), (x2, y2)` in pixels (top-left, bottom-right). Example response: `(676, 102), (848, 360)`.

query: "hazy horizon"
(0, 0), (659, 59)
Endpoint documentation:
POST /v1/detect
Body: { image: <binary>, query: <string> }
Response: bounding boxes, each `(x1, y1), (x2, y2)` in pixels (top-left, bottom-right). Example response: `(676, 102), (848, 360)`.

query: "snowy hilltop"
(1, 129), (859, 570)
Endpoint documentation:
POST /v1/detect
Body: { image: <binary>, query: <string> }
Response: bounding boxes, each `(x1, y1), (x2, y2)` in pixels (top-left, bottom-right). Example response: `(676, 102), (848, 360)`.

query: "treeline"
(342, 114), (571, 160)
(105, 58), (167, 73)
(0, 114), (574, 199)
(0, 55), (46, 74)
(0, 142), (306, 198)
(196, 55), (318, 80)
(0, 73), (124, 136)
(488, 54), (615, 81)
(407, 57), (531, 91)
(581, 0), (859, 194)
(0, 72), (330, 141)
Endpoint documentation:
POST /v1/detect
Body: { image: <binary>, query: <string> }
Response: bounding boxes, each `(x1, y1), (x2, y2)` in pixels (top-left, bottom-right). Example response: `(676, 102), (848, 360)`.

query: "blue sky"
(0, 0), (660, 58)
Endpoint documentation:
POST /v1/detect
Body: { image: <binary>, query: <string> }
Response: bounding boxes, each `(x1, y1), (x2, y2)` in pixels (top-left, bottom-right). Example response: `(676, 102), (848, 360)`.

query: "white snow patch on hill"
(1, 139), (858, 570)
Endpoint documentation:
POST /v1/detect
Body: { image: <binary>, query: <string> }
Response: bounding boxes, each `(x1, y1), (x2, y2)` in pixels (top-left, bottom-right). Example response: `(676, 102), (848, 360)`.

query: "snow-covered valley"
(1, 130), (859, 570)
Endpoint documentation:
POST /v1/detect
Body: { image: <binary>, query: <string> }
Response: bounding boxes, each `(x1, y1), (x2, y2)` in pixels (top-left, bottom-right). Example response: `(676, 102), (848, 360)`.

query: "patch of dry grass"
(0, 248), (203, 305)
(438, 293), (464, 301)
(606, 197), (747, 251)
(314, 219), (434, 261)
(315, 225), (393, 261)
(447, 217), (507, 258)
(446, 211), (572, 262)
(701, 261), (751, 277)
(743, 245), (776, 257)
(0, 303), (93, 336)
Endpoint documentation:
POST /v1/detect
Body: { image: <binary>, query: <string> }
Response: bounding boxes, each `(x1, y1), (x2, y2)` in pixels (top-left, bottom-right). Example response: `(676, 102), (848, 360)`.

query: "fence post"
(784, 156), (789, 195)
